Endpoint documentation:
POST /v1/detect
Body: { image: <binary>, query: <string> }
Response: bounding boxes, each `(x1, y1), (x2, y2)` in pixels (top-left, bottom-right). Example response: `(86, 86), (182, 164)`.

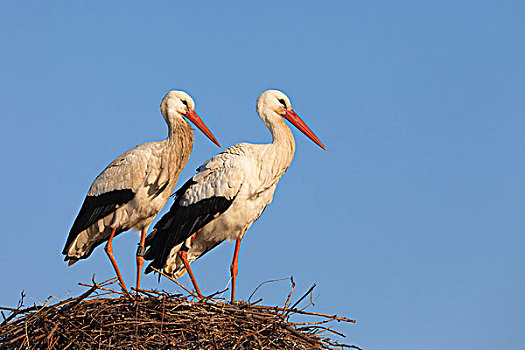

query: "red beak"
(185, 110), (221, 147)
(283, 110), (326, 150)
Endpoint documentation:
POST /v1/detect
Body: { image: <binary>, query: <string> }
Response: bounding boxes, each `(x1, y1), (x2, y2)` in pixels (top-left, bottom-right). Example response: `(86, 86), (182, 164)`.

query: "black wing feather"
(62, 189), (134, 255)
(144, 179), (234, 274)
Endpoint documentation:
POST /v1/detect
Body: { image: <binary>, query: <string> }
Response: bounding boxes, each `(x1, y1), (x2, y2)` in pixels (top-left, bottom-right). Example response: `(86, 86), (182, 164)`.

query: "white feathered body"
(163, 126), (295, 277)
(63, 122), (194, 261)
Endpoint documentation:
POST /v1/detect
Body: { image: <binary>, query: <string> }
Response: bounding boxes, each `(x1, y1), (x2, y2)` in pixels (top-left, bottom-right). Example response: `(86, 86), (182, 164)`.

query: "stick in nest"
(0, 276), (359, 350)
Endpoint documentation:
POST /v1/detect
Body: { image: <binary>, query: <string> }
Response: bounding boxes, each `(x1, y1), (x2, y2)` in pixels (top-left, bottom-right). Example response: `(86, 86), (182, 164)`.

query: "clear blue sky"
(1, 1), (524, 349)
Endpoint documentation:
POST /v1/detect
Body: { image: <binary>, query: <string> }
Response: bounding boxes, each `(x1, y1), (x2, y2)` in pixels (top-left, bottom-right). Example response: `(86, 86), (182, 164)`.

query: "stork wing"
(87, 142), (168, 197)
(144, 146), (249, 273)
(63, 142), (167, 256)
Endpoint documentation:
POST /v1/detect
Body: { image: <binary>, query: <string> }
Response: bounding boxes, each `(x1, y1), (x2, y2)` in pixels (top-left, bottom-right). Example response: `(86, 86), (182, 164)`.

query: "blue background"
(1, 1), (524, 349)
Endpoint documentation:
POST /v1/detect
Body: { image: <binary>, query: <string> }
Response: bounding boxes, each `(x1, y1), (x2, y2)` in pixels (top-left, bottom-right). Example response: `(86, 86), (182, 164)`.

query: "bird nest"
(0, 276), (360, 349)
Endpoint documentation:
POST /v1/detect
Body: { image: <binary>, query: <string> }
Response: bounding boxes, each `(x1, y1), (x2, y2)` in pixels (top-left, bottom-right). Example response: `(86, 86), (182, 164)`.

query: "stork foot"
(135, 228), (147, 295)
(230, 238), (242, 303)
(104, 227), (130, 298)
(179, 250), (203, 299)
(135, 251), (145, 293)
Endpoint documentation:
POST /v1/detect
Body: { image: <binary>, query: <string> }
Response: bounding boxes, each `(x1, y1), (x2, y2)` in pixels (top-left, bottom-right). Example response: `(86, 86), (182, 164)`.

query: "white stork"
(62, 90), (220, 293)
(144, 89), (325, 302)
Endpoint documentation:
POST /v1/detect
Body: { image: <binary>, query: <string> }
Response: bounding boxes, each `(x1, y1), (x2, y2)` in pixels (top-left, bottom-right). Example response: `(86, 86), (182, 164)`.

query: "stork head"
(257, 90), (326, 150)
(160, 90), (220, 147)
(161, 90), (195, 118)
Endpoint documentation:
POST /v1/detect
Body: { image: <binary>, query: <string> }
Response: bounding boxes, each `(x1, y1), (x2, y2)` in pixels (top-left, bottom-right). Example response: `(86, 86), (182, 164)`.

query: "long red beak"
(283, 110), (326, 150)
(185, 110), (221, 147)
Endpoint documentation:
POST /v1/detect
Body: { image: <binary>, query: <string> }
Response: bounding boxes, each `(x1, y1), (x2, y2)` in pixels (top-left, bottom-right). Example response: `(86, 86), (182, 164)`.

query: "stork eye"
(278, 98), (287, 108)
(182, 100), (189, 108)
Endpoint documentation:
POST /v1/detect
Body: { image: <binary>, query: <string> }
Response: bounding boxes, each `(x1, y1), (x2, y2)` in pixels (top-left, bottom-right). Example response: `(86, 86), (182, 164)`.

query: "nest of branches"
(0, 276), (359, 349)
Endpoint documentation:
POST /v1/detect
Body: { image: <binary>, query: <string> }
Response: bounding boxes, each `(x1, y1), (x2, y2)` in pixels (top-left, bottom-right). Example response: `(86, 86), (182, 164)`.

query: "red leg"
(179, 250), (203, 299)
(135, 227), (147, 293)
(104, 227), (129, 295)
(230, 238), (242, 303)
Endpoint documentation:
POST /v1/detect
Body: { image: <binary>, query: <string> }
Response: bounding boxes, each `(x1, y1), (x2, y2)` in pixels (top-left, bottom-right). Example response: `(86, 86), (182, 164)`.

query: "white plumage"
(62, 90), (220, 293)
(145, 90), (325, 301)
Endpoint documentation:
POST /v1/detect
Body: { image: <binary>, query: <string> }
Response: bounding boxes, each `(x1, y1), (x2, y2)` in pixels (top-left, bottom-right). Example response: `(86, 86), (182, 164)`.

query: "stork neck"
(261, 114), (296, 175)
(270, 118), (295, 149)
(261, 107), (291, 144)
(166, 117), (192, 141)
(164, 117), (194, 167)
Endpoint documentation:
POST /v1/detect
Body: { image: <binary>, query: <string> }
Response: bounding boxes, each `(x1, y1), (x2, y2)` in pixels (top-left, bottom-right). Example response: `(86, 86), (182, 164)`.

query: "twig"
(247, 277), (289, 303)
(249, 304), (356, 323)
(299, 293), (320, 312)
(204, 288), (229, 301)
(60, 276), (99, 314)
(249, 298), (263, 305)
(282, 276), (295, 315)
(286, 283), (316, 316)
(150, 267), (200, 300)
(0, 291), (27, 326)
